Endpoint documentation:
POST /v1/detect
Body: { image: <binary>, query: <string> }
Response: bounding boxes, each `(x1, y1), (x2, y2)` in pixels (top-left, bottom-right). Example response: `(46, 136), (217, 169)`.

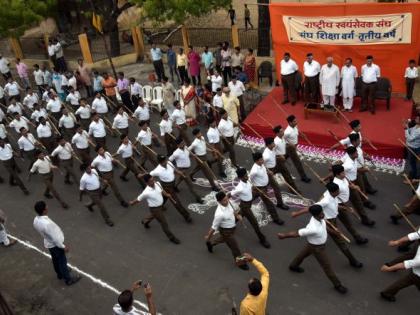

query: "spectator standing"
(77, 59), (93, 97)
(93, 71), (104, 94)
(201, 46), (214, 73)
(47, 40), (57, 68)
(167, 44), (180, 83)
(102, 72), (118, 108)
(404, 115), (420, 180)
(177, 48), (188, 84)
(53, 38), (67, 72)
(33, 64), (44, 96)
(33, 201), (81, 285)
(150, 43), (165, 82)
(15, 58), (30, 89)
(162, 77), (176, 113)
(244, 48), (256, 84)
(303, 53), (321, 104)
(221, 42), (232, 85)
(129, 77), (142, 108)
(207, 69), (223, 93)
(228, 5), (236, 26)
(187, 46), (201, 86)
(280, 52), (298, 105)
(0, 54), (11, 80)
(319, 57), (340, 106)
(214, 42), (223, 73)
(244, 4), (254, 30)
(0, 209), (17, 247)
(360, 55), (380, 114)
(231, 47), (244, 71)
(228, 75), (246, 120)
(404, 59), (418, 101)
(341, 58), (358, 112)
(117, 72), (133, 111)
(113, 281), (157, 315)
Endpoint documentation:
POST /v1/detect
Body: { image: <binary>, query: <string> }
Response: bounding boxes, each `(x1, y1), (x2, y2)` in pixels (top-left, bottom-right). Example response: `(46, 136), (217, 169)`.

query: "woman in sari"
(244, 48), (256, 85)
(77, 59), (92, 97)
(181, 78), (198, 126)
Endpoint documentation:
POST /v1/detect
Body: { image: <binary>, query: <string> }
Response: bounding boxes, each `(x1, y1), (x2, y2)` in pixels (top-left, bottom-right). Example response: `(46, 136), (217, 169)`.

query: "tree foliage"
(131, 0), (232, 24)
(0, 0), (57, 37)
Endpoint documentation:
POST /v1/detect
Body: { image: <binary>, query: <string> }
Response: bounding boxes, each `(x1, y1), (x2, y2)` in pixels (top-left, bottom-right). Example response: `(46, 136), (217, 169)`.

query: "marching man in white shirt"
(33, 200), (81, 285)
(31, 103), (48, 124)
(278, 204), (348, 294)
(46, 93), (63, 122)
(205, 191), (249, 270)
(91, 145), (129, 208)
(228, 75), (246, 119)
(133, 120), (158, 168)
(51, 136), (78, 185)
(404, 59), (418, 101)
(74, 98), (91, 130)
(303, 53), (321, 103)
(129, 174), (181, 244)
(171, 100), (191, 145)
(319, 57), (340, 106)
(79, 164), (114, 227)
(380, 228), (420, 302)
(18, 127), (40, 168)
(9, 112), (30, 134)
(218, 108), (238, 167)
(112, 106), (132, 136)
(280, 52), (298, 105)
(89, 112), (107, 149)
(0, 138), (29, 194)
(284, 115), (311, 183)
(65, 86), (81, 109)
(360, 55), (380, 114)
(341, 58), (358, 112)
(159, 109), (176, 156)
(23, 87), (39, 112)
(116, 134), (143, 184)
(36, 117), (55, 153)
(207, 117), (226, 178)
(72, 124), (91, 164)
(133, 98), (150, 125)
(229, 167), (271, 248)
(29, 150), (68, 208)
(58, 108), (77, 141)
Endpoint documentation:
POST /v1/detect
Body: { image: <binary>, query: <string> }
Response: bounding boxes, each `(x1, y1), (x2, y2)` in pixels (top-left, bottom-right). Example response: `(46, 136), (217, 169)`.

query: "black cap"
(349, 120), (360, 129)
(236, 167), (247, 178)
(332, 164), (344, 176)
(216, 191), (226, 201)
(252, 152), (263, 161)
(309, 204), (323, 216)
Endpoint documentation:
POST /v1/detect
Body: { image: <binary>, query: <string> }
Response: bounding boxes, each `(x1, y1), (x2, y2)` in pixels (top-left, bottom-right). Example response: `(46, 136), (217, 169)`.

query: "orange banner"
(269, 3), (420, 93)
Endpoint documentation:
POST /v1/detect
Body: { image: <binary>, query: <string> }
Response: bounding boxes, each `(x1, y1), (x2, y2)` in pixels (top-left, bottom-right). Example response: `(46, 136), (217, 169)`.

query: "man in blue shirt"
(201, 46), (213, 73)
(150, 43), (166, 82)
(167, 44), (180, 83)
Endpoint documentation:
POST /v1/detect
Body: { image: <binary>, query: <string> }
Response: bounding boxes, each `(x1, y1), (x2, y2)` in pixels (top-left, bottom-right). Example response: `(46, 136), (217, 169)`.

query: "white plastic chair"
(151, 86), (164, 112)
(142, 85), (153, 104)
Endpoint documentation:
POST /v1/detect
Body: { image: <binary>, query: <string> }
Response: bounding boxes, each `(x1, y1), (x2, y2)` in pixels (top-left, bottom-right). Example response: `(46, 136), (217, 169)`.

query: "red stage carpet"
(242, 87), (411, 159)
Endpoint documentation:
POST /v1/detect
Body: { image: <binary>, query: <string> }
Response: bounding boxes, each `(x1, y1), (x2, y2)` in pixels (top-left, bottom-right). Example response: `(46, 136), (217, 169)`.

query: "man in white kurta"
(319, 57), (340, 106)
(341, 58), (358, 111)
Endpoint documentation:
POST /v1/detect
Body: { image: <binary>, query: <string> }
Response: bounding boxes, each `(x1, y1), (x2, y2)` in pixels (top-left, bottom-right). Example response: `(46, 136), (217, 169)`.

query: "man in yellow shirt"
(239, 253), (269, 315)
(222, 87), (241, 124)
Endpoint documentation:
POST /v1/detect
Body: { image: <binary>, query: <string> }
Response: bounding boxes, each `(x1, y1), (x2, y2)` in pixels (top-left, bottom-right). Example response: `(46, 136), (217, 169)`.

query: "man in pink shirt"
(15, 58), (30, 89)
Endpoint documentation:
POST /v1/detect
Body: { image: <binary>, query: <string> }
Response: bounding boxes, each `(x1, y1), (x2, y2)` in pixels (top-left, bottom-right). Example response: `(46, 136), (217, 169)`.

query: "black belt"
(362, 82), (377, 85)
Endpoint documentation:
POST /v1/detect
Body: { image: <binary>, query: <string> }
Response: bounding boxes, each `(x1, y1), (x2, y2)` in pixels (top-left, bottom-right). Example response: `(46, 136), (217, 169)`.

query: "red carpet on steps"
(242, 87), (411, 159)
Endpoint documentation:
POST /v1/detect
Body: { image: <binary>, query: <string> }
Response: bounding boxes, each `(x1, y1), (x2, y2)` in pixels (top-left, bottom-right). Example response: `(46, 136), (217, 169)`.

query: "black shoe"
(174, 186), (180, 193)
(220, 172), (227, 178)
(102, 190), (109, 196)
(196, 197), (204, 204)
(363, 201), (376, 209)
(185, 216), (193, 223)
(301, 176), (311, 183)
(355, 237), (369, 245)
(61, 203), (69, 209)
(350, 260), (363, 268)
(276, 203), (289, 210)
(23, 189), (30, 195)
(361, 218), (375, 227)
(44, 193), (53, 199)
(260, 239), (271, 248)
(390, 215), (400, 225)
(10, 181), (17, 186)
(189, 175), (196, 182)
(119, 175), (129, 182)
(120, 201), (129, 208)
(380, 292), (396, 302)
(206, 241), (213, 253)
(86, 204), (94, 212)
(366, 188), (377, 195)
(397, 244), (410, 252)
(289, 265), (304, 273)
(334, 284), (348, 294)
(141, 220), (150, 229)
(212, 186), (221, 192)
(282, 100), (289, 104)
(65, 275), (81, 286)
(105, 219), (114, 227)
(170, 237), (181, 244)
(273, 219), (285, 225)
(238, 263), (249, 270)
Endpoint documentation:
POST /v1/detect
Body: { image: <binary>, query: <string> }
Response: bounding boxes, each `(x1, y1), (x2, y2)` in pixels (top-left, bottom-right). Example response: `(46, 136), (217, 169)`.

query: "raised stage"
(242, 87), (411, 159)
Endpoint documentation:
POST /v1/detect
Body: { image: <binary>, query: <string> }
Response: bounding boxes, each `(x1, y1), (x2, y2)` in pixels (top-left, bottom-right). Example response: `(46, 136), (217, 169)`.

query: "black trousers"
(361, 82), (377, 112)
(153, 60), (165, 81)
(406, 78), (415, 100)
(304, 75), (320, 103)
(282, 73), (297, 103)
(222, 66), (232, 86)
(49, 247), (71, 282)
(178, 66), (188, 84)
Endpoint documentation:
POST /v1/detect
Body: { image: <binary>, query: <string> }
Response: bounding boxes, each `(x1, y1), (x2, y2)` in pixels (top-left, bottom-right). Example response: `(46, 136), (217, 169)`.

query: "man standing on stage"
(319, 57), (340, 106)
(280, 52), (298, 105)
(303, 53), (321, 103)
(341, 58), (358, 112)
(360, 55), (380, 114)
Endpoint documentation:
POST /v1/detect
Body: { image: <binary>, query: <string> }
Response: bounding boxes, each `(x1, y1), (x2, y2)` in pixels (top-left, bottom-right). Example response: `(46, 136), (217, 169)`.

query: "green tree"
(133, 0), (231, 24)
(0, 0), (57, 37)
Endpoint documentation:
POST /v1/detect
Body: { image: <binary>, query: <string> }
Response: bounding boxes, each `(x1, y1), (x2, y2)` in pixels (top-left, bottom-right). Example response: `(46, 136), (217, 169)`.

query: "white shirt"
(303, 60), (321, 77)
(333, 177), (350, 203)
(231, 180), (253, 202)
(316, 190), (338, 220)
(298, 216), (327, 245)
(18, 134), (36, 151)
(137, 183), (164, 207)
(80, 169), (101, 191)
(361, 64), (380, 83)
(188, 137), (207, 156)
(218, 118), (234, 137)
(68, 76), (77, 90)
(72, 131), (90, 149)
(31, 108), (48, 122)
(91, 152), (113, 172)
(169, 148), (191, 168)
(66, 91), (81, 106)
(250, 163), (269, 187)
(0, 57), (9, 74)
(89, 120), (106, 138)
(33, 215), (65, 249)
(51, 143), (73, 160)
(0, 124), (6, 139)
(30, 157), (52, 174)
(150, 162), (175, 182)
(405, 67), (419, 79)
(46, 99), (62, 113)
(54, 42), (64, 58)
(4, 82), (20, 96)
(48, 45), (55, 57)
(404, 245), (420, 277)
(7, 103), (23, 115)
(342, 157), (358, 181)
(209, 75), (223, 92)
(113, 112), (129, 129)
(274, 136), (286, 155)
(280, 59), (298, 75)
(133, 105), (150, 122)
(228, 81), (245, 97)
(36, 122), (53, 138)
(0, 144), (13, 161)
(207, 127), (220, 144)
(211, 203), (236, 230)
(23, 93), (39, 109)
(92, 97), (108, 114)
(117, 141), (133, 158)
(58, 114), (76, 129)
(9, 117), (29, 133)
(171, 108), (186, 125)
(130, 82), (143, 96)
(33, 69), (44, 85)
(284, 125), (298, 145)
(75, 105), (91, 119)
(339, 131), (362, 148)
(159, 119), (172, 136)
(263, 147), (276, 169)
(136, 128), (152, 146)
(213, 94), (224, 108)
(42, 90), (51, 103)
